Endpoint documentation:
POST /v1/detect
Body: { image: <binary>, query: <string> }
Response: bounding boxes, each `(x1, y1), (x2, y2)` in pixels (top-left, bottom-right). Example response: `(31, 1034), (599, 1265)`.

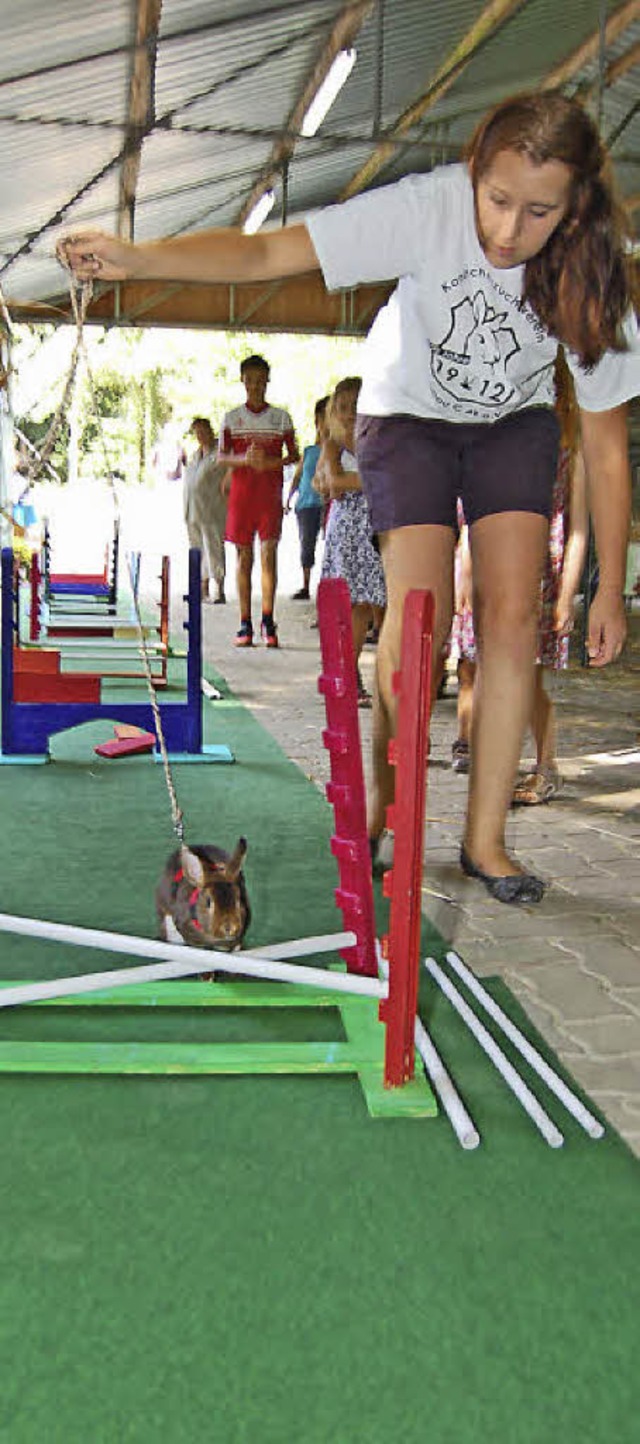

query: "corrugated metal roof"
(0, 0), (637, 322)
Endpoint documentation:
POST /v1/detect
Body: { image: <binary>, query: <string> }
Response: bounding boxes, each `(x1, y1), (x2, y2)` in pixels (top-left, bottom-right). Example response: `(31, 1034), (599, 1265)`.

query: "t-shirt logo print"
(431, 290), (520, 412)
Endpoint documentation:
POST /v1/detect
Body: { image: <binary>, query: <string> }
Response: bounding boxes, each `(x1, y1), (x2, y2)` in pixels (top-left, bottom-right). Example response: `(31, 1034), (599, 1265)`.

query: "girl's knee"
(476, 591), (539, 644)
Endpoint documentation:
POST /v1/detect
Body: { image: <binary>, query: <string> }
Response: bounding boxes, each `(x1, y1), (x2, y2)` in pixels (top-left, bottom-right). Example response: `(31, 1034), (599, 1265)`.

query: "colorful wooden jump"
(0, 579), (437, 1119)
(1, 547), (232, 763)
(43, 517), (119, 603)
(31, 544), (138, 639)
(23, 556), (170, 687)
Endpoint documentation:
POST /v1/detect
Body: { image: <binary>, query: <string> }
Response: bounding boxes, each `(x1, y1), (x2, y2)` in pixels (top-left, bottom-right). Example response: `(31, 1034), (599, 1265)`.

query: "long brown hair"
(467, 91), (636, 368)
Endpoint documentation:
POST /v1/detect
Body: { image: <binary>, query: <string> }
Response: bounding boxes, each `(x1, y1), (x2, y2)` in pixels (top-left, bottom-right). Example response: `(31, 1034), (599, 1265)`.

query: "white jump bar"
(0, 913), (386, 1006)
(425, 957), (564, 1149)
(446, 951), (604, 1140)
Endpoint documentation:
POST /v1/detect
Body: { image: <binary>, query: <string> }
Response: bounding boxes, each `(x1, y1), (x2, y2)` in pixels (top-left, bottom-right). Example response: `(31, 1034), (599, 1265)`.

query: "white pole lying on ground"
(0, 913), (387, 1007)
(247, 932), (355, 960)
(377, 948), (480, 1150)
(424, 958), (564, 1149)
(413, 1014), (481, 1151)
(445, 951), (604, 1140)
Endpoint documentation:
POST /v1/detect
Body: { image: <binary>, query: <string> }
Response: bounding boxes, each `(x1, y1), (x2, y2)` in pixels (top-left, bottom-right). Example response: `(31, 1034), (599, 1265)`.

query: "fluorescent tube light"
(301, 48), (356, 137)
(242, 189), (276, 235)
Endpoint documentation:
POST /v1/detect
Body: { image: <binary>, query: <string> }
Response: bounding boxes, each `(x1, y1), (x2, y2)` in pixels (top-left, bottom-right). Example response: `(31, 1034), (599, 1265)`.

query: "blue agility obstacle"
(1, 547), (233, 764)
(43, 518), (120, 605)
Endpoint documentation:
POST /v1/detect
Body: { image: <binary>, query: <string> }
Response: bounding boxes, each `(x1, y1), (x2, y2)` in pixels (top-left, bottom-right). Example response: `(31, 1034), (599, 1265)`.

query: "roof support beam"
(541, 0), (640, 90)
(237, 0), (375, 227)
(339, 0), (529, 200)
(118, 0), (162, 241)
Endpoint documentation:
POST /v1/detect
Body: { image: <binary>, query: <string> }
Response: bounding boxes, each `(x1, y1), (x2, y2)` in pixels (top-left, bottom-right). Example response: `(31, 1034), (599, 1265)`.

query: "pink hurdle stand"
(317, 579), (434, 1091)
(317, 578), (378, 979)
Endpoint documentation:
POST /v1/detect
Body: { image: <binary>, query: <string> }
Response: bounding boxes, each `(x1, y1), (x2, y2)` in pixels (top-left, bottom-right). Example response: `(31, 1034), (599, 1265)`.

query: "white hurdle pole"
(0, 913), (387, 1008)
(413, 1015), (481, 1151)
(377, 947), (480, 1150)
(445, 951), (604, 1140)
(247, 933), (355, 960)
(424, 958), (564, 1149)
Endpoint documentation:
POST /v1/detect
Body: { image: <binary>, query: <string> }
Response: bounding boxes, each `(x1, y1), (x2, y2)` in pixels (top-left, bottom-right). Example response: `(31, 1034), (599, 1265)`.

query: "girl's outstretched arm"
(580, 405), (630, 666)
(57, 222), (319, 285)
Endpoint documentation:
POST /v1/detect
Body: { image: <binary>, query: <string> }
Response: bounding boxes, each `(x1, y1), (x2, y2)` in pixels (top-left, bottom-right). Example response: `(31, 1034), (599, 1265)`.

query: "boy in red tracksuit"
(219, 354), (299, 648)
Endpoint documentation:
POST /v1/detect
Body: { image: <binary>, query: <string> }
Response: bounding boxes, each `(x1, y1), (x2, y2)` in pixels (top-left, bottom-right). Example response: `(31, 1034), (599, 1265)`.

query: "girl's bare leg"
(464, 512), (548, 877)
(370, 525), (455, 838)
(351, 602), (371, 666)
(531, 666), (556, 771)
(456, 658), (476, 745)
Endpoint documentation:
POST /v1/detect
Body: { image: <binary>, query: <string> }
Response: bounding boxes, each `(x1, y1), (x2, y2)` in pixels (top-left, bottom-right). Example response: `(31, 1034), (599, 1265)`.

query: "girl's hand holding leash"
(57, 232), (140, 282)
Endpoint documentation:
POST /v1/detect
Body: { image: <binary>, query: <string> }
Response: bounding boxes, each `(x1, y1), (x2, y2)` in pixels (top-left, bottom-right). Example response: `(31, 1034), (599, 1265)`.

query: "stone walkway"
(195, 558), (640, 1156)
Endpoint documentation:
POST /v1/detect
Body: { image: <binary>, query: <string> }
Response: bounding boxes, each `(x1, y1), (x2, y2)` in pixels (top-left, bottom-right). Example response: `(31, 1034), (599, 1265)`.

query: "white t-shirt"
(306, 165), (639, 423)
(219, 402), (296, 482)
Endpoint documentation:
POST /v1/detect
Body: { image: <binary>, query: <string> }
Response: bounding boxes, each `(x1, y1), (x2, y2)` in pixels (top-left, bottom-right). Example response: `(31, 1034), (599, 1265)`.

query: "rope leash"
(6, 267), (186, 843)
(65, 278), (185, 843)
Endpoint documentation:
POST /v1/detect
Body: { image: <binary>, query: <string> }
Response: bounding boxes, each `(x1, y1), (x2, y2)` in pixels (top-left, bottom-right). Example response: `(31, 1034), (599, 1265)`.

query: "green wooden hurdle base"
(0, 977), (437, 1119)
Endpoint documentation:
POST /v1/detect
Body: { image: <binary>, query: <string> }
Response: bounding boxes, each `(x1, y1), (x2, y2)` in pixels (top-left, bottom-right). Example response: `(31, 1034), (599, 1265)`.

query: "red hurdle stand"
(317, 578), (378, 979)
(317, 578), (435, 1091)
(379, 590), (434, 1086)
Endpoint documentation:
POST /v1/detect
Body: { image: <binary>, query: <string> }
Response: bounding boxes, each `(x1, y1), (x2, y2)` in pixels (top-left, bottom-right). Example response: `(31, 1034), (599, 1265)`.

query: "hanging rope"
(65, 277), (186, 842)
(8, 262), (186, 843)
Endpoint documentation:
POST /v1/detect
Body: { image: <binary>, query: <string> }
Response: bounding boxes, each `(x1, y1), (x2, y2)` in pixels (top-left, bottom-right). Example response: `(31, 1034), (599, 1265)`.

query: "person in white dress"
(183, 417), (228, 604)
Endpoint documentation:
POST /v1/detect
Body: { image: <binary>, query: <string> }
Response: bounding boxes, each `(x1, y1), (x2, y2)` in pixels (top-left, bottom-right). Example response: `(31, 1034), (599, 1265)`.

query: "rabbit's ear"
(225, 837), (247, 881)
(472, 291), (487, 323)
(180, 844), (206, 888)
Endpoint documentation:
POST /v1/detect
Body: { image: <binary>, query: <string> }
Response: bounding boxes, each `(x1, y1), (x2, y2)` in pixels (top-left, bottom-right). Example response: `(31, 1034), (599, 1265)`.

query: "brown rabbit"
(156, 838), (250, 953)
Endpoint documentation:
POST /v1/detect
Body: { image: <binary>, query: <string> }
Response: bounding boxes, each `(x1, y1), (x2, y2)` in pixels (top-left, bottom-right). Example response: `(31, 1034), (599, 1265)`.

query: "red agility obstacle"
(379, 590), (434, 1086)
(317, 578), (378, 979)
(317, 578), (434, 1089)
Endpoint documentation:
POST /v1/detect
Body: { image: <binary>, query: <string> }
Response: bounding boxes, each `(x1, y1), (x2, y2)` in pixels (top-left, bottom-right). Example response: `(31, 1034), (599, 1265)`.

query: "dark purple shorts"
(355, 408), (560, 533)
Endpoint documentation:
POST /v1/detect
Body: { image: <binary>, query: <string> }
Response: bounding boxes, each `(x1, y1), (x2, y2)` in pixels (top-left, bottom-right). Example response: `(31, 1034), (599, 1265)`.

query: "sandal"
(512, 765), (561, 807)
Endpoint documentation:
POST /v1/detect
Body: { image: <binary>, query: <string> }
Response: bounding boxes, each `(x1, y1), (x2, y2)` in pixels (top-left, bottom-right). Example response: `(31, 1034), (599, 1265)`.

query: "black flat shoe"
(459, 845), (545, 905)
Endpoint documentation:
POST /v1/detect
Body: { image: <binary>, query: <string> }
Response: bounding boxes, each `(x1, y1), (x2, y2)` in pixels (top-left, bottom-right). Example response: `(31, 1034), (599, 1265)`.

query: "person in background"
(317, 378), (386, 707)
(218, 354), (299, 648)
(285, 395), (329, 600)
(513, 357), (589, 802)
(183, 417), (228, 604)
(450, 353), (588, 802)
(151, 420), (187, 483)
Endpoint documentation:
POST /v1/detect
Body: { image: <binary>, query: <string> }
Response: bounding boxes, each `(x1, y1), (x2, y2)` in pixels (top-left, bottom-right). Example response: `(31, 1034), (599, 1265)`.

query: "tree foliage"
(11, 323), (364, 485)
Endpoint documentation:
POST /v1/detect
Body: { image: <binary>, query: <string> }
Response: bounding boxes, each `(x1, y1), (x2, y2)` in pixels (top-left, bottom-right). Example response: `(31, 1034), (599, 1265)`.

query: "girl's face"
(475, 148), (572, 269)
(332, 389), (357, 444)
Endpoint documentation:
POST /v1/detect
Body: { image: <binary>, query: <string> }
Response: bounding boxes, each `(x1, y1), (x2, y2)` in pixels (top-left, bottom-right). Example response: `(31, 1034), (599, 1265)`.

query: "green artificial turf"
(0, 671), (637, 1443)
